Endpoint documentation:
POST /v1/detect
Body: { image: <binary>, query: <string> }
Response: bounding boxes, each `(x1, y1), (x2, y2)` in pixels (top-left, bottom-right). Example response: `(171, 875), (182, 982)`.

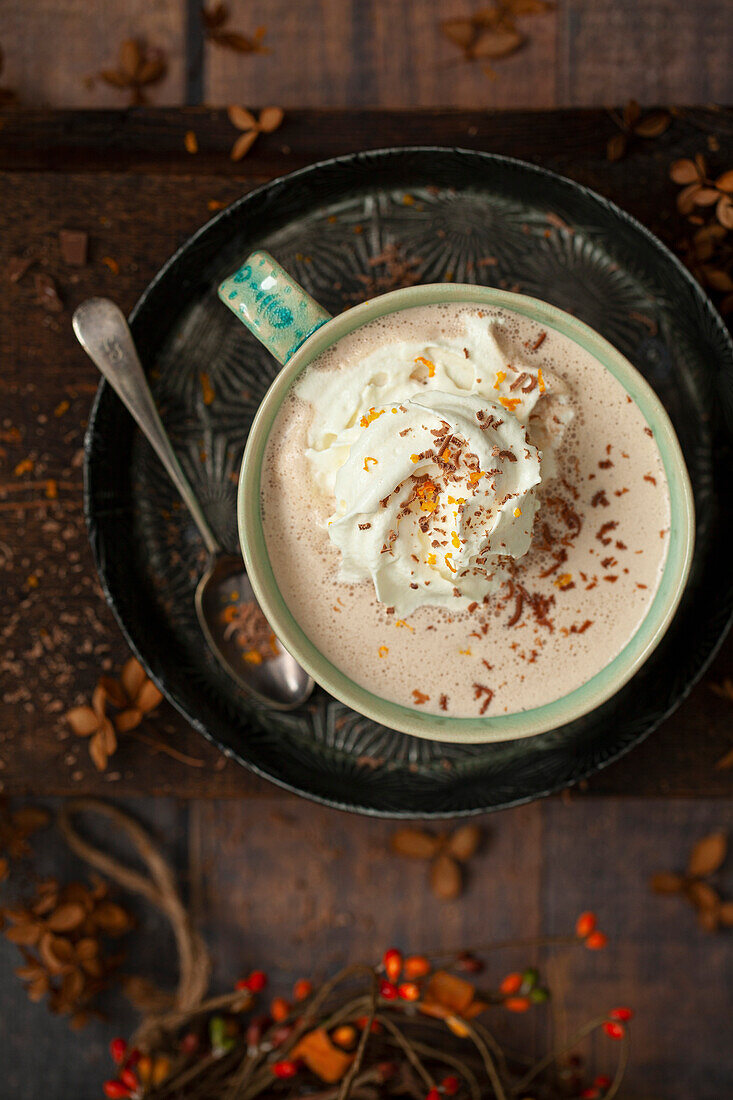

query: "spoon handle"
(73, 297), (221, 556)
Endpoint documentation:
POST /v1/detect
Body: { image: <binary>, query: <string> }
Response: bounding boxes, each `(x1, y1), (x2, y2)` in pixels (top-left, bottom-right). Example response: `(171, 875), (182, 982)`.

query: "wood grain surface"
(0, 107), (732, 800)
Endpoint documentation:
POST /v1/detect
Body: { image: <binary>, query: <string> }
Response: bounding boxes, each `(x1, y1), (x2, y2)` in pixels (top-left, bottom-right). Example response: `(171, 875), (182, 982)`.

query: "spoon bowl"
(72, 297), (314, 712)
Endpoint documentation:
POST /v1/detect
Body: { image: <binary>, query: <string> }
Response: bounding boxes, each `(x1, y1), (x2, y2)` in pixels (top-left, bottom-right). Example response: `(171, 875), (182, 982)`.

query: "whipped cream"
(296, 313), (570, 616)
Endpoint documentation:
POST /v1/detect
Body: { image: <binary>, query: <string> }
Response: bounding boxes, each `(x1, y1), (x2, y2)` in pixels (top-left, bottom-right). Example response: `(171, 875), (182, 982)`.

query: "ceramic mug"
(219, 250), (694, 743)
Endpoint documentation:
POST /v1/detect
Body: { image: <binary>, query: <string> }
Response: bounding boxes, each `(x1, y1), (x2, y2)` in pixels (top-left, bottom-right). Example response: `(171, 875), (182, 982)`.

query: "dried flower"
(97, 39), (168, 105)
(441, 1), (554, 76)
(390, 824), (482, 900)
(65, 658), (162, 769)
(651, 831), (732, 931)
(606, 100), (671, 162)
(0, 802), (49, 882)
(66, 684), (118, 771)
(202, 4), (269, 54)
(110, 657), (164, 733)
(226, 104), (284, 161)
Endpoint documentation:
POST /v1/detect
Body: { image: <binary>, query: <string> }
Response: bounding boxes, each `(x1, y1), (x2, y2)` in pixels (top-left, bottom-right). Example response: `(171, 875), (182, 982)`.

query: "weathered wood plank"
(0, 0), (187, 108)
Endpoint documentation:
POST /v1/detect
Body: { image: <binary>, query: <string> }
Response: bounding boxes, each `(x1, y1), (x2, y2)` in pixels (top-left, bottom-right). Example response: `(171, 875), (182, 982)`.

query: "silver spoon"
(72, 297), (314, 711)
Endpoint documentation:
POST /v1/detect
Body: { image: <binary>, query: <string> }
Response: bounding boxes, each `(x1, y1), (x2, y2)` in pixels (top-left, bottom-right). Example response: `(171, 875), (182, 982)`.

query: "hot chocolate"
(261, 303), (670, 718)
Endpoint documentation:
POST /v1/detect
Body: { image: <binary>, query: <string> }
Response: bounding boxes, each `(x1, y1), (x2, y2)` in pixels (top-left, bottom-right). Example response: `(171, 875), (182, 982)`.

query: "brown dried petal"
(390, 827), (442, 860)
(115, 707), (142, 733)
(123, 974), (176, 1012)
(258, 106), (284, 133)
(74, 937), (99, 961)
(121, 656), (147, 701)
(66, 708), (98, 734)
(93, 900), (133, 935)
(695, 152), (708, 178)
(702, 266), (733, 293)
(39, 932), (75, 974)
(210, 30), (264, 52)
(508, 0), (555, 12)
(686, 879), (720, 911)
(441, 19), (476, 51)
(98, 675), (129, 710)
(622, 99), (641, 128)
(5, 922), (41, 946)
(60, 968), (85, 1005)
(203, 2), (229, 31)
(62, 883), (94, 911)
(718, 901), (733, 926)
(670, 158), (700, 185)
(715, 169), (733, 194)
(33, 890), (60, 917)
(606, 132), (627, 163)
(136, 57), (167, 86)
(697, 905), (719, 932)
(15, 963), (44, 981)
(446, 824), (481, 862)
(92, 682), (108, 717)
(687, 831), (727, 877)
(430, 853), (462, 900)
(716, 194), (733, 229)
(88, 730), (109, 772)
(231, 129), (260, 162)
(27, 974), (50, 1002)
(676, 183), (702, 215)
(633, 111), (670, 138)
(120, 39), (142, 78)
(80, 955), (104, 978)
(469, 27), (523, 60)
(100, 70), (134, 89)
(692, 187), (722, 207)
(136, 679), (163, 713)
(46, 902), (86, 933)
(227, 104), (258, 131)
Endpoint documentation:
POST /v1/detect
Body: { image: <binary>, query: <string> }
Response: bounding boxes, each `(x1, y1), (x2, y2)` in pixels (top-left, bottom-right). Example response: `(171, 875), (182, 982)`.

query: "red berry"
(585, 931), (608, 950)
(271, 1024), (294, 1048)
(124, 1050), (140, 1069)
(594, 1075), (613, 1088)
(246, 969), (268, 992)
(119, 1069), (139, 1090)
(379, 979), (398, 999)
(397, 981), (420, 1002)
(425, 1089), (441, 1100)
(180, 1032), (199, 1054)
(382, 947), (403, 982)
(580, 1090), (600, 1099)
(603, 1020), (626, 1040)
(293, 978), (312, 1002)
(356, 1015), (382, 1033)
(377, 1061), (397, 1081)
(499, 972), (523, 996)
(102, 1084), (130, 1100)
(235, 979), (249, 991)
(442, 1075), (460, 1095)
(455, 951), (483, 974)
(272, 1060), (299, 1079)
(504, 996), (531, 1013)
(403, 954), (431, 979)
(575, 911), (597, 938)
(109, 1038), (127, 1065)
(609, 1006), (633, 1021)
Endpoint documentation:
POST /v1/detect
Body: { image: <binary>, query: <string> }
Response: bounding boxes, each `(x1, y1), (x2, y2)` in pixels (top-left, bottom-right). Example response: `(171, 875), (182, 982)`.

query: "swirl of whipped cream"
(296, 314), (570, 615)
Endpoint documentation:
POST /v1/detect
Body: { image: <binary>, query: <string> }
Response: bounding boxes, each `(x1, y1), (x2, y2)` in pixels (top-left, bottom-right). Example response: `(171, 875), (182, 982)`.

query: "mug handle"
(218, 250), (332, 366)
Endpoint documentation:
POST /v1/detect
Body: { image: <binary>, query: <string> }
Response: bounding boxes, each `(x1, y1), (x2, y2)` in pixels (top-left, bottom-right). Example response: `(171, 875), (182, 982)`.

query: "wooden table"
(1, 110), (732, 1100)
(1, 107), (732, 800)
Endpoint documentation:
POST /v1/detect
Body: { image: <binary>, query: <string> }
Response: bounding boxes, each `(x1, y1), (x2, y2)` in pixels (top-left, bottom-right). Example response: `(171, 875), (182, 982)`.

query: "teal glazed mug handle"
(218, 250), (331, 365)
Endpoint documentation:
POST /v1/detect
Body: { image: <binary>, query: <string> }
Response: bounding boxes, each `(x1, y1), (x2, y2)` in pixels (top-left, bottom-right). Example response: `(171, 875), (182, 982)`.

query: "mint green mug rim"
(237, 283), (695, 743)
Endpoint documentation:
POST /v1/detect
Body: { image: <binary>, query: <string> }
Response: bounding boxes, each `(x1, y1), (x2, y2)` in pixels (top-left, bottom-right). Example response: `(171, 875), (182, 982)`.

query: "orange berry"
(397, 981), (420, 1002)
(403, 954), (431, 980)
(504, 996), (531, 1013)
(585, 931), (608, 950)
(500, 972), (523, 996)
(332, 1025), (357, 1048)
(575, 911), (597, 938)
(293, 979), (312, 1002)
(270, 997), (290, 1022)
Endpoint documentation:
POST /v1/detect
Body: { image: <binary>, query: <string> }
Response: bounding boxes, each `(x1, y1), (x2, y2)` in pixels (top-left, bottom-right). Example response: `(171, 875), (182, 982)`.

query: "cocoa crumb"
(591, 490), (609, 508)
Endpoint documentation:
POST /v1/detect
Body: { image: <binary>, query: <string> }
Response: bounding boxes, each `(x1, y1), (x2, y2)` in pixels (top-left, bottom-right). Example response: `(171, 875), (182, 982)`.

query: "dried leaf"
(686, 880), (720, 912)
(46, 903), (86, 933)
(716, 194), (733, 229)
(650, 871), (685, 894)
(258, 106), (284, 133)
(470, 27), (523, 60)
(670, 158), (700, 185)
(119, 39), (142, 78)
(715, 169), (733, 194)
(390, 827), (442, 860)
(606, 132), (627, 162)
(441, 19), (476, 51)
(227, 105), (258, 130)
(676, 182), (702, 215)
(687, 832), (727, 877)
(634, 110), (670, 138)
(447, 824), (481, 862)
(230, 129), (260, 161)
(692, 187), (722, 207)
(430, 853), (462, 900)
(622, 99), (641, 128)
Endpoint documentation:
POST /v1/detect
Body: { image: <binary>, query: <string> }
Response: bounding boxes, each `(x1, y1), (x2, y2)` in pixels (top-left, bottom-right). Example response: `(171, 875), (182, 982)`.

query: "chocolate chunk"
(59, 229), (89, 267)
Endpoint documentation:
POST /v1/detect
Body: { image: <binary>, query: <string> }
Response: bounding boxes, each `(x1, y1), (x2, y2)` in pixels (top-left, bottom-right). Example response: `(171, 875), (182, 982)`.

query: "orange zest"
(414, 355), (436, 377)
(468, 471), (484, 484)
(537, 368), (546, 394)
(243, 650), (263, 665)
(410, 454), (420, 463)
(395, 619), (415, 632)
(513, 506), (522, 518)
(363, 456), (378, 472)
(359, 407), (385, 428)
(499, 396), (521, 412)
(554, 573), (573, 589)
(493, 370), (506, 390)
(378, 645), (389, 658)
(427, 553), (437, 565)
(444, 553), (457, 573)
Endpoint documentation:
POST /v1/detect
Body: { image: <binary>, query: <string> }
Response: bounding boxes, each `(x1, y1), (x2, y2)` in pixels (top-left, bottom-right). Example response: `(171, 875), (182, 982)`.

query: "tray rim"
(83, 144), (733, 817)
